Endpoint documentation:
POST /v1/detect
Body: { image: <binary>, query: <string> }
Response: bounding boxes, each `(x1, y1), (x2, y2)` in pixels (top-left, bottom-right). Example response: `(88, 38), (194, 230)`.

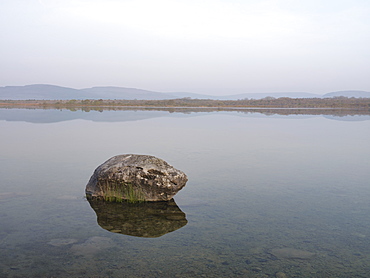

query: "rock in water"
(85, 154), (188, 202)
(275, 272), (288, 278)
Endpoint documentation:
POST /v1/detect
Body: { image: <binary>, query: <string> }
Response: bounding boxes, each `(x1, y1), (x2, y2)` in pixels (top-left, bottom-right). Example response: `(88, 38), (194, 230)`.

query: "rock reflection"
(87, 198), (187, 238)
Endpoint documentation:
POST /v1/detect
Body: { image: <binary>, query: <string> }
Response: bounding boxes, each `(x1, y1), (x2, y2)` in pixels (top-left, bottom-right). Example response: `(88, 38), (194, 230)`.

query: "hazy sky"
(1, 0), (369, 95)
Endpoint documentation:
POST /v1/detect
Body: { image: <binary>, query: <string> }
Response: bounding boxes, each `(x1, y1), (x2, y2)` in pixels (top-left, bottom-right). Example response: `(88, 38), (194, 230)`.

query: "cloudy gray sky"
(1, 0), (369, 95)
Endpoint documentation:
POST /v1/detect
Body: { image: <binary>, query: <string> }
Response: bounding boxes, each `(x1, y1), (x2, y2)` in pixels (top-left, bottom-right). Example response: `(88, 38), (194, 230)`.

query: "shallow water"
(1, 108), (370, 277)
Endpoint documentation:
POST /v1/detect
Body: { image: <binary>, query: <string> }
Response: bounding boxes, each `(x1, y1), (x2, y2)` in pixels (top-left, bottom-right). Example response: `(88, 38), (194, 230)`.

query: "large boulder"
(85, 154), (187, 202)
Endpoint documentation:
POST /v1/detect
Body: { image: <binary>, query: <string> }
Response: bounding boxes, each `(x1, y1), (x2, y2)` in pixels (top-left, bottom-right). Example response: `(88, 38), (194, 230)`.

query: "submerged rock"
(0, 192), (31, 200)
(70, 236), (114, 257)
(275, 272), (288, 278)
(269, 248), (316, 260)
(85, 154), (188, 202)
(87, 198), (187, 237)
(48, 238), (78, 247)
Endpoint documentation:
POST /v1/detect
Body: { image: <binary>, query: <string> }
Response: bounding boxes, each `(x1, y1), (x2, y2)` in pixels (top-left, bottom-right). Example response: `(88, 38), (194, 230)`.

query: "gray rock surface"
(85, 154), (187, 202)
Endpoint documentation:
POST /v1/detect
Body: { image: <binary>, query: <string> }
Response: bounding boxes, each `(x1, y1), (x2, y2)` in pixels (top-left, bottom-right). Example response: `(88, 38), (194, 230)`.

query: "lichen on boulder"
(85, 154), (188, 202)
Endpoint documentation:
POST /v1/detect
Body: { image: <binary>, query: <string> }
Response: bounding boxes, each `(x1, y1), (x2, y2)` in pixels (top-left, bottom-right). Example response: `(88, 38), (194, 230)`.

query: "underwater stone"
(85, 154), (188, 202)
(269, 248), (316, 260)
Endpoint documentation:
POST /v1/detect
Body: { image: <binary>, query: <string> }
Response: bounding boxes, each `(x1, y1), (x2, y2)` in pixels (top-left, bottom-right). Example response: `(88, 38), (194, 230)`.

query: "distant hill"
(164, 92), (321, 100)
(166, 91), (370, 99)
(218, 92), (322, 100)
(165, 92), (217, 99)
(0, 84), (87, 100)
(81, 86), (177, 100)
(0, 84), (369, 100)
(151, 90), (370, 100)
(0, 84), (175, 100)
(322, 90), (370, 98)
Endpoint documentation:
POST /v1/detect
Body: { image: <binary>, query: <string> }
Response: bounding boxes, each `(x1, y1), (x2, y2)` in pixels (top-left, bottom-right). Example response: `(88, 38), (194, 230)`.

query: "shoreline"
(1, 103), (369, 117)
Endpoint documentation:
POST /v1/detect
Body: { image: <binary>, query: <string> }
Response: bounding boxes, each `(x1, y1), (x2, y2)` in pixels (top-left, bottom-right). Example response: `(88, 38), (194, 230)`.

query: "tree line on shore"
(1, 96), (370, 109)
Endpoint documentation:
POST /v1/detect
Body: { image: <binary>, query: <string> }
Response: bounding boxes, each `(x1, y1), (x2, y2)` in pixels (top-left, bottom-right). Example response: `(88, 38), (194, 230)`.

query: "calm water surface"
(0, 108), (370, 277)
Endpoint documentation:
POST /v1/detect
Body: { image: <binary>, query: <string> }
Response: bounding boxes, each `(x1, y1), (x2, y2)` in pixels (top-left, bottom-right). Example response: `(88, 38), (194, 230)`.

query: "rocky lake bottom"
(0, 108), (369, 277)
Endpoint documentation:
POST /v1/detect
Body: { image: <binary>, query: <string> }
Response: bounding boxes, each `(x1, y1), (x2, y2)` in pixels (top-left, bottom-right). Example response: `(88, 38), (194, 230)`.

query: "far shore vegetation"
(1, 96), (370, 110)
(1, 97), (370, 117)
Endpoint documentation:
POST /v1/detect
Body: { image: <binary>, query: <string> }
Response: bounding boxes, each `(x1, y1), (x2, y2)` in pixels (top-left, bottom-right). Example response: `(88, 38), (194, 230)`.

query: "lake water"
(1, 108), (370, 277)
